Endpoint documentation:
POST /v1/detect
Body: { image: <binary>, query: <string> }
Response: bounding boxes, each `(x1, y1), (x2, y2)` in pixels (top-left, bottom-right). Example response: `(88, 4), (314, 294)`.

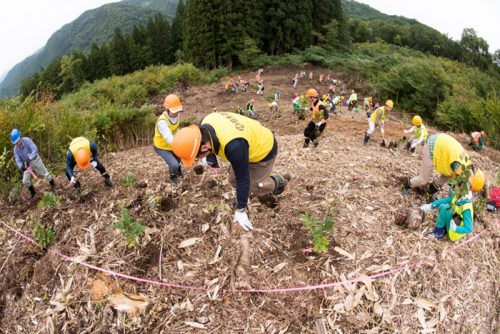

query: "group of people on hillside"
(10, 69), (488, 243)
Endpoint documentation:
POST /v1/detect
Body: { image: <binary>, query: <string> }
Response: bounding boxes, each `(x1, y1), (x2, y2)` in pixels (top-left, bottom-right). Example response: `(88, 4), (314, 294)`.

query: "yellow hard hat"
(412, 115), (422, 126)
(300, 95), (304, 99)
(268, 103), (273, 108)
(322, 95), (327, 100)
(469, 169), (485, 192)
(385, 100), (394, 109)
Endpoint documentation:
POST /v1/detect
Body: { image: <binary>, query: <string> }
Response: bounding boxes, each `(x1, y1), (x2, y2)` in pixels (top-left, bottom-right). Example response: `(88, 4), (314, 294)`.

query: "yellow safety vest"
(433, 134), (470, 177)
(69, 137), (91, 158)
(201, 112), (274, 163)
(370, 106), (386, 123)
(448, 196), (473, 242)
(153, 113), (179, 151)
(416, 124), (428, 140)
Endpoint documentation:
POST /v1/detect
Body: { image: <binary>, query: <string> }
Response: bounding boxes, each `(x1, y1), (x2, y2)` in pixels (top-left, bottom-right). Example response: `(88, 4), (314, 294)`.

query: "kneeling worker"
(172, 112), (290, 231)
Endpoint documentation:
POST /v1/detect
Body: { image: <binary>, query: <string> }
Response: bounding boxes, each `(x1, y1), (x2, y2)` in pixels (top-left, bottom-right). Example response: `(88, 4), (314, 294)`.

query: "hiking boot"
(313, 139), (319, 148)
(363, 133), (370, 146)
(28, 185), (36, 199)
(103, 173), (113, 187)
(401, 176), (412, 196)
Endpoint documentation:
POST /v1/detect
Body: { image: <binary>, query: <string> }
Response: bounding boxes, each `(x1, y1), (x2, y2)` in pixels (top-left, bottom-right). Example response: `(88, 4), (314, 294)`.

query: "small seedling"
(108, 208), (145, 247)
(121, 173), (137, 188)
(32, 219), (55, 248)
(37, 193), (62, 209)
(301, 212), (334, 254)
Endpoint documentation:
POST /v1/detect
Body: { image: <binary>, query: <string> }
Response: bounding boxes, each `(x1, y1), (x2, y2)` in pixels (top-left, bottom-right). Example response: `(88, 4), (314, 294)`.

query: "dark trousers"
(65, 159), (107, 180)
(304, 121), (326, 141)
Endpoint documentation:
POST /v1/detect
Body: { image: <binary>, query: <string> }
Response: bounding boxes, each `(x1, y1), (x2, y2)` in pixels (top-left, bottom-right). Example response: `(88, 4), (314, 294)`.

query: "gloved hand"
(410, 143), (417, 149)
(201, 157), (209, 167)
(90, 160), (98, 168)
(234, 209), (253, 231)
(70, 176), (77, 186)
(420, 204), (432, 212)
(449, 219), (458, 232)
(315, 122), (324, 127)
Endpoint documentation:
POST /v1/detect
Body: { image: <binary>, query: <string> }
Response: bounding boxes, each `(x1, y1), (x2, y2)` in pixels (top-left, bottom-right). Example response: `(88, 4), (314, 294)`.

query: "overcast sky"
(1, 0), (499, 79)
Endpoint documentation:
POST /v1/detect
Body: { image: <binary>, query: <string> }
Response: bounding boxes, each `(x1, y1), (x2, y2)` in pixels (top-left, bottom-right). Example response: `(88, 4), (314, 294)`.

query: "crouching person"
(65, 137), (112, 192)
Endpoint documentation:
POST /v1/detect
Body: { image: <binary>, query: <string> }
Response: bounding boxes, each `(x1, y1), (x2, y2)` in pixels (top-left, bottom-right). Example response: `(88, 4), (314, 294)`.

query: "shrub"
(121, 173), (137, 187)
(108, 208), (145, 247)
(301, 212), (334, 254)
(38, 193), (62, 209)
(32, 219), (56, 249)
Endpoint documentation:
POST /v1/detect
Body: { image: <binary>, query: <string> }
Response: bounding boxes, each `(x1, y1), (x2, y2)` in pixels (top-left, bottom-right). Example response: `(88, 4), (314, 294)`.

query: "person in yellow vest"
(303, 88), (328, 148)
(469, 131), (485, 151)
(420, 168), (485, 241)
(153, 94), (184, 183)
(363, 100), (393, 146)
(65, 137), (112, 191)
(171, 112), (290, 231)
(403, 115), (428, 153)
(402, 133), (471, 202)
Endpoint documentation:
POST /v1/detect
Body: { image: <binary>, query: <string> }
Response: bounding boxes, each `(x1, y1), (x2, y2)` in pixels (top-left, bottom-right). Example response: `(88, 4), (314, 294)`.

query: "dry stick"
(159, 233), (164, 280)
(0, 235), (21, 274)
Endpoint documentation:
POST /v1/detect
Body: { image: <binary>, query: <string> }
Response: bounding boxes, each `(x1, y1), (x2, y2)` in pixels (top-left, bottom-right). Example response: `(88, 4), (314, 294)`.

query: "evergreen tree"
(171, 0), (185, 57)
(109, 28), (132, 76)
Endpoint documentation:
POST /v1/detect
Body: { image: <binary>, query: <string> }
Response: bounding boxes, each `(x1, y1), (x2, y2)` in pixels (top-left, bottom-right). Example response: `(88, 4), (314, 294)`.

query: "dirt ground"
(0, 66), (499, 333)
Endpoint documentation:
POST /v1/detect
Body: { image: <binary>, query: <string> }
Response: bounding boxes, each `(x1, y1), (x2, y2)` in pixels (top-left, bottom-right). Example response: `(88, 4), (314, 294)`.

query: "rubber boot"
(313, 138), (319, 148)
(170, 174), (179, 184)
(401, 176), (412, 195)
(425, 181), (440, 203)
(271, 173), (291, 195)
(303, 138), (310, 148)
(28, 185), (36, 199)
(103, 173), (113, 187)
(49, 179), (57, 194)
(363, 133), (370, 146)
(406, 142), (412, 151)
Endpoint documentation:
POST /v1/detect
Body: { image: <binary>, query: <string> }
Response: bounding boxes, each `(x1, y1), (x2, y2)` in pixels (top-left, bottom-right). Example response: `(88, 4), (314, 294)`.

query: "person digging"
(401, 133), (472, 203)
(403, 115), (428, 153)
(363, 100), (393, 146)
(303, 88), (328, 148)
(65, 137), (113, 194)
(420, 168), (485, 241)
(11, 129), (56, 199)
(171, 112), (290, 231)
(153, 94), (184, 184)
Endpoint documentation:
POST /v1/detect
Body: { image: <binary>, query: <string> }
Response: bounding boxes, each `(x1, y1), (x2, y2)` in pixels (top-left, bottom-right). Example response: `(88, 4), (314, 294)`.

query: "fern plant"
(301, 212), (334, 254)
(108, 208), (145, 247)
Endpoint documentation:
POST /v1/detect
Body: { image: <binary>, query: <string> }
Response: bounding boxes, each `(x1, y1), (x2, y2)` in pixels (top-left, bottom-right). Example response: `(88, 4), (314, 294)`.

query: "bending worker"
(420, 168), (485, 241)
(303, 88), (328, 148)
(402, 133), (471, 202)
(403, 115), (428, 152)
(65, 137), (113, 192)
(11, 129), (56, 198)
(171, 112), (290, 231)
(153, 94), (183, 183)
(363, 100), (393, 146)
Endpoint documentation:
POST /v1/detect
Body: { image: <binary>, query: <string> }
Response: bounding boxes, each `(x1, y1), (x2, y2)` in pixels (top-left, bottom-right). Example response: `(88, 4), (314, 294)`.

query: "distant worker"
(363, 100), (393, 146)
(401, 133), (472, 202)
(153, 94), (184, 183)
(309, 71), (313, 80)
(11, 129), (56, 199)
(403, 115), (428, 153)
(274, 90), (281, 102)
(246, 99), (256, 118)
(347, 90), (358, 111)
(303, 88), (329, 148)
(171, 112), (290, 231)
(235, 105), (244, 115)
(65, 137), (113, 192)
(469, 131), (485, 151)
(421, 168), (485, 241)
(292, 73), (299, 88)
(257, 79), (265, 95)
(363, 96), (373, 111)
(269, 101), (279, 113)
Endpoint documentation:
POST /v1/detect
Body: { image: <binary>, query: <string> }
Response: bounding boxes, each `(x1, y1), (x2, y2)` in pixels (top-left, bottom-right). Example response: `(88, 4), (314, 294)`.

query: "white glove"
(449, 219), (458, 232)
(70, 176), (77, 186)
(410, 143), (417, 149)
(90, 161), (98, 168)
(234, 209), (253, 231)
(420, 204), (432, 213)
(315, 122), (323, 127)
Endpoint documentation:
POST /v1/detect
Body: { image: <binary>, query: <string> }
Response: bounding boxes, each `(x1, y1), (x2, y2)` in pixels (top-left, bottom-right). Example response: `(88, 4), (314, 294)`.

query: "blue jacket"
(431, 196), (473, 234)
(14, 137), (38, 170)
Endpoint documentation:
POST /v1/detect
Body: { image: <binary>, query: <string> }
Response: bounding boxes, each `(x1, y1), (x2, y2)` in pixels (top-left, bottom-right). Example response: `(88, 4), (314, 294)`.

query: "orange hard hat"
(171, 125), (201, 167)
(163, 94), (183, 113)
(306, 88), (318, 97)
(75, 148), (90, 169)
(469, 169), (485, 192)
